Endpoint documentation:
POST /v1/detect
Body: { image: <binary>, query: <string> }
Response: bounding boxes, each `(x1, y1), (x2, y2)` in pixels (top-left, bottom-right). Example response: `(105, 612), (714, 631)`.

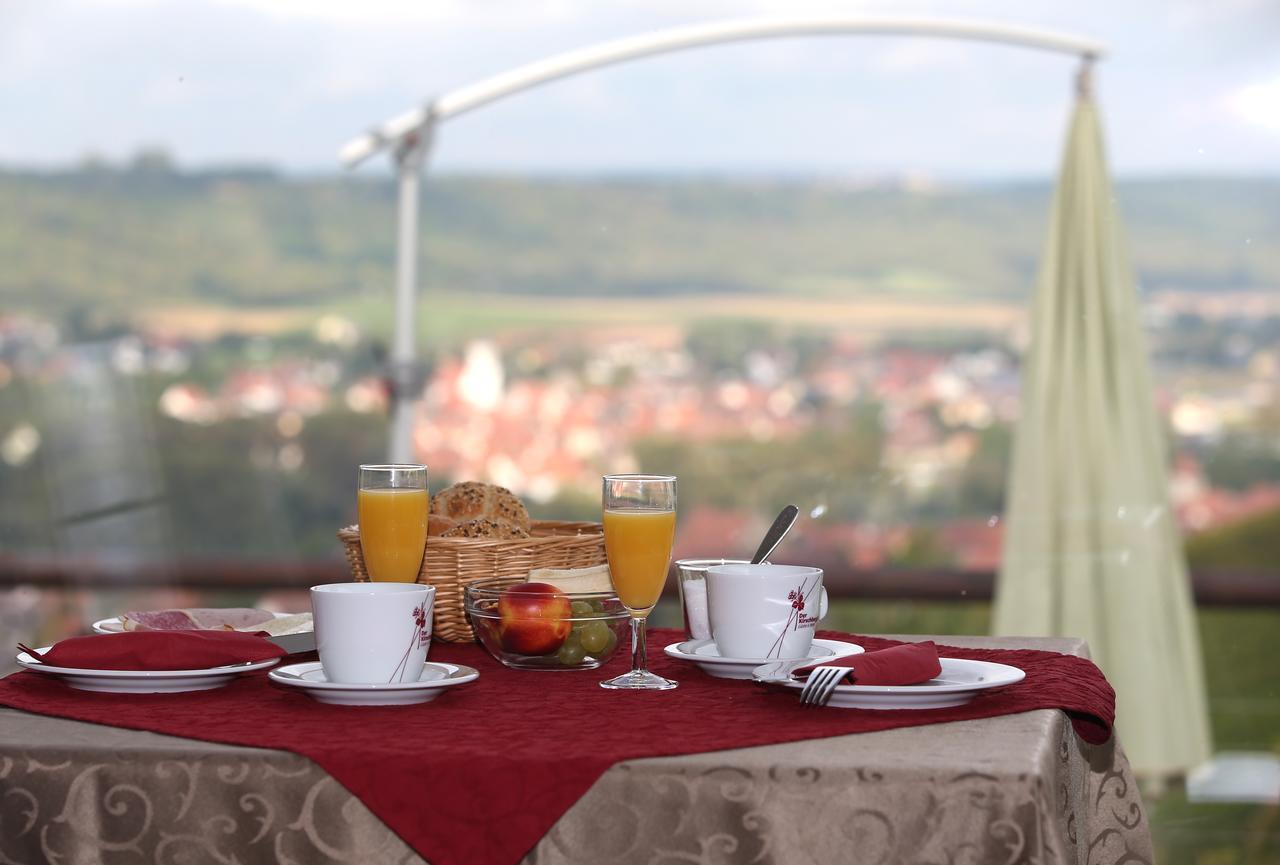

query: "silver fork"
(798, 665), (846, 706)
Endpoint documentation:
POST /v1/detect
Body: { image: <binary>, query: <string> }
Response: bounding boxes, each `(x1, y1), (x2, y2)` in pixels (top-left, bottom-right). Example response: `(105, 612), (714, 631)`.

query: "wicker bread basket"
(338, 520), (606, 643)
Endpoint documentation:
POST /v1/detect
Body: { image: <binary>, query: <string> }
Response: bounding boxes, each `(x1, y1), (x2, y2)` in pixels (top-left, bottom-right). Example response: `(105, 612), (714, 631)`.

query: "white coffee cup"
(705, 564), (829, 660)
(311, 582), (435, 684)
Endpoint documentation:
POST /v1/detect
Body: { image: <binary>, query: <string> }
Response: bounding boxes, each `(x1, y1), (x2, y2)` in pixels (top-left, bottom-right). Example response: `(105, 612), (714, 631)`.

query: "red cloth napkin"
(795, 640), (942, 685)
(20, 631), (285, 671)
(0, 629), (1114, 865)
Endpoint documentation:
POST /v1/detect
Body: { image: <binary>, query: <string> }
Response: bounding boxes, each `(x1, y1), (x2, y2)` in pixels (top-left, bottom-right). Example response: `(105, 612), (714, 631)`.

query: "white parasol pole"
(387, 119), (434, 464)
(342, 16), (1104, 168)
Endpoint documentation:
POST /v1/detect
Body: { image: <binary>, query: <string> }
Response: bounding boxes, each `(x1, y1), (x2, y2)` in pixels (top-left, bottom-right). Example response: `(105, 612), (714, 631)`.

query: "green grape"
(601, 625), (619, 655)
(557, 635), (587, 666)
(588, 599), (605, 613)
(579, 621), (611, 654)
(570, 601), (594, 618)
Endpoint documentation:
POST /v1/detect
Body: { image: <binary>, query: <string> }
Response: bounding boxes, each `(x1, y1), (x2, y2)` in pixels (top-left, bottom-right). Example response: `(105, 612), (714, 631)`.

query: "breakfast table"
(0, 632), (1152, 865)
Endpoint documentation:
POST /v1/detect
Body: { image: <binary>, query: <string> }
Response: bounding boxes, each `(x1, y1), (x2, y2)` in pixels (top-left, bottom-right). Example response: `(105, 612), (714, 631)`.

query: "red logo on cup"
(768, 577), (821, 658)
(390, 604), (430, 682)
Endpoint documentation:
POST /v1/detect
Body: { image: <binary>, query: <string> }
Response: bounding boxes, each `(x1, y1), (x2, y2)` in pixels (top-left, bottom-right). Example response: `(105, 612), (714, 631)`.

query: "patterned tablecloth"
(0, 635), (1152, 865)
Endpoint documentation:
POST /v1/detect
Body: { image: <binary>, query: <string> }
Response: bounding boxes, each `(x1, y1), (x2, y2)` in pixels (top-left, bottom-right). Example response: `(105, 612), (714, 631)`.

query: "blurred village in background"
(2, 277), (1276, 573)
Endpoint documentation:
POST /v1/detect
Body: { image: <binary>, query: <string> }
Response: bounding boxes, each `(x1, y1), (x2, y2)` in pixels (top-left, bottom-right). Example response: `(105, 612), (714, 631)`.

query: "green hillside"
(1187, 507), (1280, 571)
(1, 165), (1277, 317)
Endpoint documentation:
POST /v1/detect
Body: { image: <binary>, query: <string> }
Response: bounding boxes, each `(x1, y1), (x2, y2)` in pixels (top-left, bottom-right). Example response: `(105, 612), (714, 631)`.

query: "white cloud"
(1169, 0), (1274, 31)
(871, 39), (969, 74)
(204, 0), (563, 25)
(1226, 74), (1280, 133)
(208, 0), (465, 23)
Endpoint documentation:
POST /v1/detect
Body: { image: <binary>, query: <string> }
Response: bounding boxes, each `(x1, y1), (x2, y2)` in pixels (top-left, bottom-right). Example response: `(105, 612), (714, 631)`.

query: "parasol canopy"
(994, 68), (1212, 777)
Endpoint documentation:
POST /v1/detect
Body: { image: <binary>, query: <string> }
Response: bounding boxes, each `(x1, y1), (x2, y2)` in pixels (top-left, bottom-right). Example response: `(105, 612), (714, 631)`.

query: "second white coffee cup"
(706, 563), (828, 659)
(311, 582), (435, 684)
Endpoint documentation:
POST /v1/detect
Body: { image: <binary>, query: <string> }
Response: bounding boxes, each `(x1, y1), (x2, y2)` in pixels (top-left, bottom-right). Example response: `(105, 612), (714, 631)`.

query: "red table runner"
(0, 630), (1114, 865)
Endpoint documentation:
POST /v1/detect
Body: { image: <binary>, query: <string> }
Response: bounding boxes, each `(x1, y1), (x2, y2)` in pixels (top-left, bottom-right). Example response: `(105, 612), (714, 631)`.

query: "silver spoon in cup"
(749, 504), (800, 564)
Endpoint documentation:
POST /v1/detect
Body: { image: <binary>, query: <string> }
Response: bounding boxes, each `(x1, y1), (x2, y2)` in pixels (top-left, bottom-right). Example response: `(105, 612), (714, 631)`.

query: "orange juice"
(358, 488), (429, 582)
(603, 508), (676, 614)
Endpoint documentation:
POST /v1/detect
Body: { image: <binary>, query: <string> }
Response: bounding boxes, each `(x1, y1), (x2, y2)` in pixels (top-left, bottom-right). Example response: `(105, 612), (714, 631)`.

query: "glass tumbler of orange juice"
(600, 474), (677, 691)
(358, 464), (429, 583)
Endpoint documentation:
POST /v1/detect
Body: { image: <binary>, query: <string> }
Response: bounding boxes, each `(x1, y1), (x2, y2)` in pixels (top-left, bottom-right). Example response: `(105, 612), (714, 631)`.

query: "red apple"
(498, 582), (572, 655)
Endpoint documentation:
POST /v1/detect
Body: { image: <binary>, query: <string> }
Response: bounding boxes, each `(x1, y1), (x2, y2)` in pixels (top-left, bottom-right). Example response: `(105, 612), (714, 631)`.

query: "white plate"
(753, 656), (1025, 709)
(93, 611), (303, 635)
(15, 648), (279, 694)
(268, 661), (478, 706)
(663, 638), (864, 680)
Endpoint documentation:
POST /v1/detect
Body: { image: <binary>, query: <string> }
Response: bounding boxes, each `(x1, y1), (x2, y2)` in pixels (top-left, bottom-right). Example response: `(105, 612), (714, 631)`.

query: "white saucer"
(753, 657), (1025, 709)
(15, 648), (279, 694)
(268, 661), (478, 706)
(663, 638), (864, 680)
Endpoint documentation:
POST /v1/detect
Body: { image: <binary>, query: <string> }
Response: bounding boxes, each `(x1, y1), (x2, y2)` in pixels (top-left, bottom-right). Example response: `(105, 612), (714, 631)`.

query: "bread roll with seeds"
(440, 517), (531, 540)
(430, 481), (531, 532)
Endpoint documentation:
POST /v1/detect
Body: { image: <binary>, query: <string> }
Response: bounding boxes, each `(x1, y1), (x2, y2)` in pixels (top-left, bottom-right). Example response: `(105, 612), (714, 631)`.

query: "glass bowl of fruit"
(464, 578), (629, 670)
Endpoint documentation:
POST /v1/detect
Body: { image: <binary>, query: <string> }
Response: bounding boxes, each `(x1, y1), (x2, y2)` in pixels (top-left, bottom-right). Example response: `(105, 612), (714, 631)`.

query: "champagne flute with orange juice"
(600, 474), (678, 691)
(358, 464), (429, 583)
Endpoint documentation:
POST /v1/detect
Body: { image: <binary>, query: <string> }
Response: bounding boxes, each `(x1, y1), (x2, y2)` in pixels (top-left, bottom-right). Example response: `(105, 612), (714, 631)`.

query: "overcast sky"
(3, 0), (1278, 178)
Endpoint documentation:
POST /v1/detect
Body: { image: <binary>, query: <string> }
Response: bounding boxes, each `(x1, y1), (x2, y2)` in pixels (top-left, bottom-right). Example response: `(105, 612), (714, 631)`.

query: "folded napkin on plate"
(19, 630), (286, 671)
(795, 641), (942, 686)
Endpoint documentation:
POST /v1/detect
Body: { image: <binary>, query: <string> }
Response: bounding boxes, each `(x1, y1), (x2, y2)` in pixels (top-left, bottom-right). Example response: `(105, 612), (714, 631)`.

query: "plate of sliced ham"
(93, 609), (312, 636)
